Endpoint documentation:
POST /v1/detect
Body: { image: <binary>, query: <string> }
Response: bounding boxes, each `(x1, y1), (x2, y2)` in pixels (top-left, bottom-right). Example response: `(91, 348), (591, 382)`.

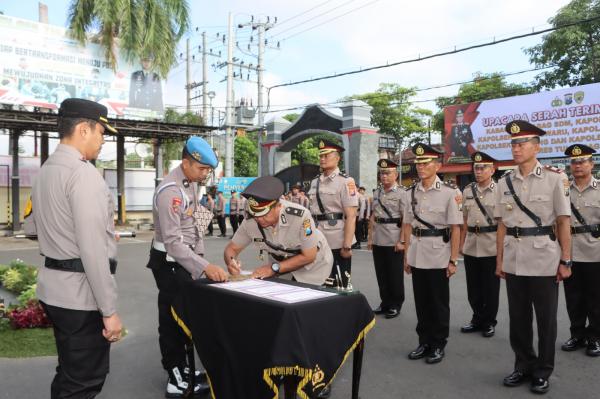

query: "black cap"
(412, 142), (443, 163)
(471, 151), (496, 165)
(377, 158), (398, 169)
(241, 176), (284, 217)
(318, 139), (344, 155)
(58, 98), (117, 133)
(231, 190), (236, 194)
(292, 182), (302, 189)
(456, 109), (464, 116)
(564, 144), (596, 161)
(505, 120), (545, 144)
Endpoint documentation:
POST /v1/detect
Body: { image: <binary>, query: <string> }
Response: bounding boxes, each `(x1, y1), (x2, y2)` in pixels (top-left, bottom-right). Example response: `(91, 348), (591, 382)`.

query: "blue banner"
(217, 177), (256, 214)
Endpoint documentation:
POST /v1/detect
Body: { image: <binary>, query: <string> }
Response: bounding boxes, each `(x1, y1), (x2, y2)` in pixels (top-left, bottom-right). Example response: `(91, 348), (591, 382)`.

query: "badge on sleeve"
(171, 197), (182, 213)
(303, 218), (313, 236)
(563, 178), (570, 197)
(347, 180), (357, 196)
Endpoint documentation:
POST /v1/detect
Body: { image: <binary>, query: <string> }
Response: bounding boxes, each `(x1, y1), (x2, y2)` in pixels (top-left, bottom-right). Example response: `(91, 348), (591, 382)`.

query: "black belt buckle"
(327, 213), (338, 226)
(415, 227), (422, 238)
(474, 225), (480, 235)
(514, 227), (520, 239)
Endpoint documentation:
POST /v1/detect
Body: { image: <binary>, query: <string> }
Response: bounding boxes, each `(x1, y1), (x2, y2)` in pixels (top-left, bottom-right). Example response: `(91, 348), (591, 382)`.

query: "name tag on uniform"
(466, 196), (474, 199)
(253, 238), (264, 242)
(504, 191), (512, 195)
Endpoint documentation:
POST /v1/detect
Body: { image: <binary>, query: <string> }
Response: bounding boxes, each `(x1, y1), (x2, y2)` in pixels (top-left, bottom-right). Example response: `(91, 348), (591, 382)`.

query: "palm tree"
(68, 0), (189, 78)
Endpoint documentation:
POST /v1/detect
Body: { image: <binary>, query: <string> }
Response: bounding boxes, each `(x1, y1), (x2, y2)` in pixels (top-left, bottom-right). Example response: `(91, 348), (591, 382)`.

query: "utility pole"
(225, 12), (235, 177)
(186, 37), (191, 112)
(202, 32), (208, 122)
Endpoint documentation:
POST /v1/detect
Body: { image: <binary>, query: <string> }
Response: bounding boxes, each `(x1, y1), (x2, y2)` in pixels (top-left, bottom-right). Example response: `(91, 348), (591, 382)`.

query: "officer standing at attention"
(308, 140), (358, 287)
(147, 136), (228, 398)
(229, 190), (240, 235)
(459, 151), (500, 338)
(205, 193), (215, 236)
(29, 98), (122, 398)
(225, 176), (333, 285)
(368, 159), (407, 319)
(289, 183), (304, 205)
(495, 121), (571, 394)
(356, 186), (370, 243)
(561, 144), (600, 357)
(215, 191), (227, 237)
(403, 143), (462, 364)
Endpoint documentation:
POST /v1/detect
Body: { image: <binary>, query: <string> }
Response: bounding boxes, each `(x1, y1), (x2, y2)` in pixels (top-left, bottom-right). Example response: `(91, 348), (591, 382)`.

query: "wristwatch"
(271, 263), (281, 274)
(559, 259), (572, 268)
(449, 259), (459, 267)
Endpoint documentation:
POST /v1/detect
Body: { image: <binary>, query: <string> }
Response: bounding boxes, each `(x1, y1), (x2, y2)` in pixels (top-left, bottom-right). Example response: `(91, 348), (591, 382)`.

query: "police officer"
(205, 193), (215, 236)
(129, 57), (164, 112)
(29, 98), (122, 398)
(403, 143), (462, 364)
(449, 109), (474, 159)
(308, 140), (358, 287)
(561, 144), (600, 357)
(459, 151), (500, 338)
(368, 159), (407, 319)
(224, 176), (333, 285)
(215, 191), (227, 237)
(147, 136), (228, 397)
(230, 190), (240, 234)
(356, 186), (370, 243)
(289, 183), (304, 205)
(495, 121), (571, 394)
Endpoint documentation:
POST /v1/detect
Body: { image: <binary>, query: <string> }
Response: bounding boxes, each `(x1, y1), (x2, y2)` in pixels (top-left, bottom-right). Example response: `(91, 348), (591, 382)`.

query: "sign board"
(217, 177), (256, 214)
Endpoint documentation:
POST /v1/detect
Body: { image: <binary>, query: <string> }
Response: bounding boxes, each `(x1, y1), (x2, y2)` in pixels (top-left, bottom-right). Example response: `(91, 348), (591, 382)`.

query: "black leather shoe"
(425, 348), (444, 364)
(460, 322), (480, 333)
(561, 337), (587, 351)
(385, 308), (399, 319)
(482, 325), (495, 338)
(586, 340), (600, 357)
(408, 344), (430, 360)
(316, 385), (331, 398)
(503, 371), (530, 387)
(372, 305), (386, 315)
(530, 377), (550, 394)
(351, 242), (361, 249)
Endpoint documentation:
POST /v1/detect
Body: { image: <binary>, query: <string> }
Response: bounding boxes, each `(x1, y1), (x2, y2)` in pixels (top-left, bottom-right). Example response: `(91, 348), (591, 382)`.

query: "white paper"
(212, 279), (336, 303)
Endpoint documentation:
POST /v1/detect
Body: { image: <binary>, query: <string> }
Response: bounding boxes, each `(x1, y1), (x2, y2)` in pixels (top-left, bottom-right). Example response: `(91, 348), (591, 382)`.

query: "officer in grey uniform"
(289, 183), (304, 205)
(495, 121), (571, 394)
(308, 140), (358, 287)
(29, 98), (121, 398)
(561, 144), (600, 357)
(356, 186), (370, 244)
(205, 193), (215, 236)
(459, 151), (500, 338)
(368, 159), (407, 319)
(403, 143), (462, 364)
(129, 57), (164, 112)
(147, 136), (228, 398)
(215, 191), (227, 237)
(224, 176), (333, 285)
(229, 190), (240, 234)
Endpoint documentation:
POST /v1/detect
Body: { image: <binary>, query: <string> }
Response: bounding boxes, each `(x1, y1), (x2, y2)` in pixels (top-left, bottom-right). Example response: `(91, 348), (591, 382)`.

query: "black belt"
(45, 257), (117, 275)
(467, 225), (498, 234)
(411, 227), (448, 237)
(315, 212), (344, 221)
(506, 226), (554, 238)
(375, 217), (401, 224)
(571, 224), (600, 235)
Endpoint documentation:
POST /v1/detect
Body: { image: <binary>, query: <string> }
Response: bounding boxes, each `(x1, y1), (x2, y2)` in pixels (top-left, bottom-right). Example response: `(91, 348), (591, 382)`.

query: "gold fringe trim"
(262, 316), (376, 398)
(170, 306), (192, 339)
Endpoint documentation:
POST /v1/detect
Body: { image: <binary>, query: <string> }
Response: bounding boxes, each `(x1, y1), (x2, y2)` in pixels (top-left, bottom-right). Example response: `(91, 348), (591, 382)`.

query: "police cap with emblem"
(241, 176), (284, 217)
(412, 142), (443, 164)
(505, 120), (546, 144)
(318, 139), (345, 156)
(471, 151), (496, 166)
(58, 98), (118, 133)
(377, 158), (398, 170)
(183, 136), (219, 168)
(565, 143), (596, 162)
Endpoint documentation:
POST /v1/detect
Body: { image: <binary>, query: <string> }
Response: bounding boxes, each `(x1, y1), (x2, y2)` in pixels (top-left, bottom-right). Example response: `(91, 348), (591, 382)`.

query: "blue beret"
(184, 136), (218, 168)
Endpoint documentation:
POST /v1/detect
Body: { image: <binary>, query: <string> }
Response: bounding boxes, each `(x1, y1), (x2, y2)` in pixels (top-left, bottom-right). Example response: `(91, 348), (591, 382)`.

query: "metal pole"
(257, 24), (265, 177)
(154, 139), (164, 187)
(186, 37), (191, 113)
(202, 31), (208, 122)
(117, 135), (126, 224)
(225, 12), (235, 177)
(11, 130), (21, 232)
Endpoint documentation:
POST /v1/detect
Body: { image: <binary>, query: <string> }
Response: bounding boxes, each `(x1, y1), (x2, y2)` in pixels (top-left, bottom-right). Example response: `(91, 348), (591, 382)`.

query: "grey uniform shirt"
(231, 200), (333, 285)
(358, 193), (370, 220)
(494, 162), (571, 276)
(308, 168), (359, 249)
(462, 182), (498, 257)
(372, 185), (406, 247)
(404, 176), (463, 269)
(290, 194), (303, 206)
(570, 177), (600, 263)
(153, 166), (211, 279)
(230, 197), (240, 216)
(32, 144), (118, 316)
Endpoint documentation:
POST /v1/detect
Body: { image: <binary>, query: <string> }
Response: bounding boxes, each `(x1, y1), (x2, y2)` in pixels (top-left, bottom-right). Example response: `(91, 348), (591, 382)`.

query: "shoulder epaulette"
(285, 207), (304, 217)
(444, 180), (457, 189)
(544, 165), (564, 174)
(339, 171), (349, 178)
(500, 169), (514, 179)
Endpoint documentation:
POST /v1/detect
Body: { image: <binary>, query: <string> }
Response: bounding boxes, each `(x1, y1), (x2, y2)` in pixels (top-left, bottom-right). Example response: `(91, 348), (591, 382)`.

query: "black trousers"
(505, 274), (558, 379)
(564, 261), (600, 341)
(330, 249), (352, 287)
(207, 218), (213, 234)
(148, 248), (193, 371)
(463, 255), (500, 328)
(216, 215), (226, 235)
(355, 219), (368, 242)
(40, 301), (110, 399)
(372, 245), (404, 311)
(411, 267), (449, 349)
(230, 214), (239, 234)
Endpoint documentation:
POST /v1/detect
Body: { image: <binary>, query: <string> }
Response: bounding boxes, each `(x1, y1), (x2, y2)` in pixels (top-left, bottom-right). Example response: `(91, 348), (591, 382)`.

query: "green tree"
(433, 72), (534, 132)
(234, 135), (258, 176)
(526, 0), (600, 89)
(68, 0), (189, 78)
(161, 108), (204, 170)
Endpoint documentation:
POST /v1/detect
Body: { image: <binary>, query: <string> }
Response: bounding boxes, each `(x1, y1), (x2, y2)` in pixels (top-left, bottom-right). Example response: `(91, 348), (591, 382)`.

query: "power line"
(273, 0), (335, 27)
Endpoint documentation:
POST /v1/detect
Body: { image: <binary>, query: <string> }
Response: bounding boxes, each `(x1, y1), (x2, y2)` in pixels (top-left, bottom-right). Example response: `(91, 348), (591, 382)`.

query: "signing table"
(172, 278), (375, 399)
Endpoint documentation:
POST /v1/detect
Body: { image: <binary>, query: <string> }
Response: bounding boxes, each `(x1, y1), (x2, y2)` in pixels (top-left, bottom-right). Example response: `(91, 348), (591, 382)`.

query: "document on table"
(212, 279), (336, 303)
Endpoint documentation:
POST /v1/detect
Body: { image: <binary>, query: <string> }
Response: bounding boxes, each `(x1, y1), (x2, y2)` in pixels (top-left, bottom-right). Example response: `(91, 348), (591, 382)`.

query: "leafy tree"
(234, 135), (258, 176)
(526, 0), (600, 89)
(68, 0), (189, 78)
(160, 108), (204, 170)
(282, 113), (299, 123)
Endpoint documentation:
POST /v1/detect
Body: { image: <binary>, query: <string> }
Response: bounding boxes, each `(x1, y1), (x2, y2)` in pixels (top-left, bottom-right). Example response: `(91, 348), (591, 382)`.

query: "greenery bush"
(0, 264), (9, 282)
(0, 262), (37, 294)
(17, 284), (37, 306)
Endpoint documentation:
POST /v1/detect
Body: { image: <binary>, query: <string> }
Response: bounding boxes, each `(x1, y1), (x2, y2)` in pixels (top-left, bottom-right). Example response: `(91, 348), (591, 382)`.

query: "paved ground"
(1, 231), (599, 399)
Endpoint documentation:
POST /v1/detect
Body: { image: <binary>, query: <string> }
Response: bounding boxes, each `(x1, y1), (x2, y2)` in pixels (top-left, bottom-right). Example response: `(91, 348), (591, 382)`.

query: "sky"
(0, 0), (572, 158)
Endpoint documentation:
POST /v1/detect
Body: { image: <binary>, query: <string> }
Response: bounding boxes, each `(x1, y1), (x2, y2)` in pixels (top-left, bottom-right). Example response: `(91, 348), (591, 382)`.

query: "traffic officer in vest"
(561, 144), (600, 357)
(403, 143), (462, 364)
(225, 176), (333, 285)
(308, 140), (358, 287)
(368, 159), (407, 319)
(147, 136), (228, 398)
(229, 190), (240, 235)
(495, 120), (571, 394)
(459, 151), (500, 338)
(29, 98), (121, 398)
